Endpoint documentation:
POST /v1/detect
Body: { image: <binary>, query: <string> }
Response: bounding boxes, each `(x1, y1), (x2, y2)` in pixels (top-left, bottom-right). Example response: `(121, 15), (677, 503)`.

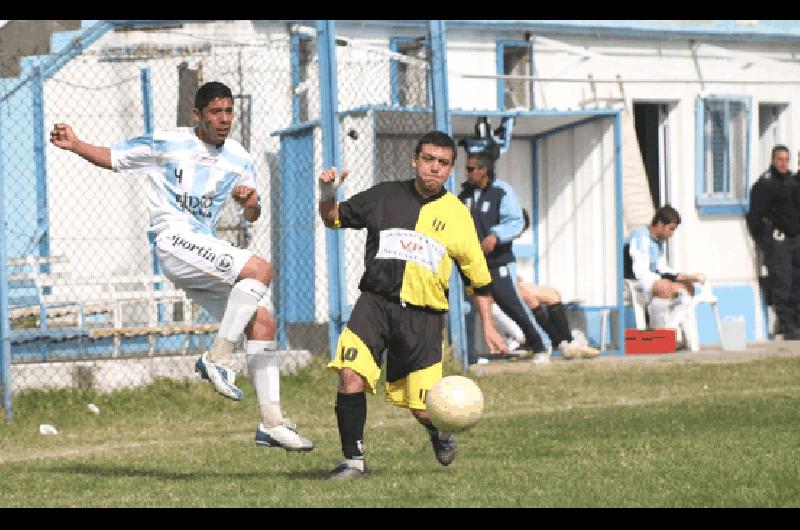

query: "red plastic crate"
(625, 328), (676, 354)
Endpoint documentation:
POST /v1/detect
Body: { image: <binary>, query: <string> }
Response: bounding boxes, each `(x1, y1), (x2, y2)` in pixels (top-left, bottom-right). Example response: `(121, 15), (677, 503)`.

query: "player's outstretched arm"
(50, 123), (112, 169)
(318, 167), (348, 227)
(472, 293), (508, 355)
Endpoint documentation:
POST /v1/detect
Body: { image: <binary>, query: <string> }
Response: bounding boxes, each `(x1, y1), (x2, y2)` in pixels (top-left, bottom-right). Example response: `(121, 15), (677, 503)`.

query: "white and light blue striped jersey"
(624, 225), (676, 293)
(109, 127), (257, 237)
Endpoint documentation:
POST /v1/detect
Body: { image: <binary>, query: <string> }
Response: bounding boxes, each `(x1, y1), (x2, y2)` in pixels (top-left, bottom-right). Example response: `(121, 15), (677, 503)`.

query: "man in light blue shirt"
(50, 81), (313, 452)
(624, 205), (705, 331)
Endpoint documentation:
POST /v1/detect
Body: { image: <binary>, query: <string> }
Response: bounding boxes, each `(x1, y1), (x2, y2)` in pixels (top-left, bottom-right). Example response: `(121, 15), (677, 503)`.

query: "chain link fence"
(2, 22), (322, 398)
(1, 20), (456, 417)
(332, 25), (436, 326)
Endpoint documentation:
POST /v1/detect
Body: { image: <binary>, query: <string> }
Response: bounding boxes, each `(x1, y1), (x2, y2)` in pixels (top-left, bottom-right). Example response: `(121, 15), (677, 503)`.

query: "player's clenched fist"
(50, 123), (78, 151)
(319, 167), (349, 201)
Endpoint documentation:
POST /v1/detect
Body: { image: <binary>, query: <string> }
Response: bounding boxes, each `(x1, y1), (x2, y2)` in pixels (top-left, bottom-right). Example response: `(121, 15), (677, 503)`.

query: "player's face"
(655, 221), (678, 241)
(194, 97), (234, 145)
(412, 144), (454, 196)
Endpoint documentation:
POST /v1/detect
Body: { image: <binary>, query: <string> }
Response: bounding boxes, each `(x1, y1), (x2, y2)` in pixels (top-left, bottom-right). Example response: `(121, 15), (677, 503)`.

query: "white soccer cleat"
(195, 352), (243, 401)
(255, 422), (314, 452)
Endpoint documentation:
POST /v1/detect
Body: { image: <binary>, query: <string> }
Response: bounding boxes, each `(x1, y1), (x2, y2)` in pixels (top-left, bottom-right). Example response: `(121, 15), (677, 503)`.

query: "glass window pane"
(702, 98), (748, 201)
(503, 45), (531, 110)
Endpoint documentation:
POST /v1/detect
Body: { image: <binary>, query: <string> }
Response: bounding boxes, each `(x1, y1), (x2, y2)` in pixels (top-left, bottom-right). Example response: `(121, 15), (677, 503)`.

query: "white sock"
(209, 279), (267, 364)
(666, 291), (692, 329)
(246, 340), (282, 428)
(647, 298), (673, 329)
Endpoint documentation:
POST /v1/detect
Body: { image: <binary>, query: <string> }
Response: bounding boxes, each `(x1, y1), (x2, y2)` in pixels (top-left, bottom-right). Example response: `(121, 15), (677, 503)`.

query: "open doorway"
(758, 103), (788, 172)
(633, 102), (672, 207)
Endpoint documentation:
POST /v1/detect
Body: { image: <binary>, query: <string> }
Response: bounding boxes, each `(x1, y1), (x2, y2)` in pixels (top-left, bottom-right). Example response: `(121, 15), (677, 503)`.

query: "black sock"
(424, 422), (439, 438)
(532, 306), (561, 346)
(547, 303), (573, 345)
(335, 392), (366, 459)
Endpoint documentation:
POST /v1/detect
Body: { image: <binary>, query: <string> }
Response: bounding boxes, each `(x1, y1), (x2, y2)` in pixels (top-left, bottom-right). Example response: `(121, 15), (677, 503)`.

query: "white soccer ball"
(426, 375), (484, 433)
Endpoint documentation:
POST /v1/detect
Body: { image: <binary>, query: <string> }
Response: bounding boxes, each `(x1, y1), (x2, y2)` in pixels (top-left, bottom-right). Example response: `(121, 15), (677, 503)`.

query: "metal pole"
(428, 20), (468, 369)
(615, 111), (625, 355)
(140, 68), (166, 325)
(0, 95), (13, 421)
(316, 20), (345, 360)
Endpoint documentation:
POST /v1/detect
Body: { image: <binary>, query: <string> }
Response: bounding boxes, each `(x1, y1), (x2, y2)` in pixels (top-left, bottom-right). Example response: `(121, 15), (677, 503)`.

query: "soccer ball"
(425, 375), (484, 433)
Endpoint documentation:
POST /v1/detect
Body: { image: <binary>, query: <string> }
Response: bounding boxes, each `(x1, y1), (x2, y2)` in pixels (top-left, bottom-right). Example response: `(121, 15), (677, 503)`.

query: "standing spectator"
(746, 145), (800, 339)
(318, 131), (507, 480)
(457, 152), (548, 365)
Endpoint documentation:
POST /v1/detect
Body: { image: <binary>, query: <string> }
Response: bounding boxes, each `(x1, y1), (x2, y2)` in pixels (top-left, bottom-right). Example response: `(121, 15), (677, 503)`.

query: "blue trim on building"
(613, 111), (625, 356)
(695, 95), (752, 214)
(699, 284), (759, 343)
(444, 20), (800, 43)
(696, 203), (748, 216)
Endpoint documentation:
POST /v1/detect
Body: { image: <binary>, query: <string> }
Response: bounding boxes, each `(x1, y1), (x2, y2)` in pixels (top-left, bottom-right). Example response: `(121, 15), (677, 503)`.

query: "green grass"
(1, 355), (799, 507)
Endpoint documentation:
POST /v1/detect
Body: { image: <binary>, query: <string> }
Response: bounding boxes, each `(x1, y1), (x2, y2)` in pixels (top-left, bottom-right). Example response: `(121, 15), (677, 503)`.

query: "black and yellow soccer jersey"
(334, 179), (492, 311)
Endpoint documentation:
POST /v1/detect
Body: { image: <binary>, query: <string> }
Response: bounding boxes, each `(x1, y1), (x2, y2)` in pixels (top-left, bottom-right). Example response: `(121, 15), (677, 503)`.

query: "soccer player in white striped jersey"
(50, 81), (313, 452)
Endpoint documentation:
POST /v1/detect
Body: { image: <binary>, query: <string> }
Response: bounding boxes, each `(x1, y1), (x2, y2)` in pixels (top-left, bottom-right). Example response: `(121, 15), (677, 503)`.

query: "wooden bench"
(81, 274), (220, 356)
(7, 255), (90, 345)
(6, 256), (219, 355)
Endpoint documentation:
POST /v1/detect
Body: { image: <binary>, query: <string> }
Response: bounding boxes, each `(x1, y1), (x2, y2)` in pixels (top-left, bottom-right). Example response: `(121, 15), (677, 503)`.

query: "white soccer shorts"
(155, 227), (255, 320)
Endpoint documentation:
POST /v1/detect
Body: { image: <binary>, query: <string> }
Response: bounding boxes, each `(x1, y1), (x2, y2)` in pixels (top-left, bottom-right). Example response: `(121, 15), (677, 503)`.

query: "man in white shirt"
(50, 81), (313, 452)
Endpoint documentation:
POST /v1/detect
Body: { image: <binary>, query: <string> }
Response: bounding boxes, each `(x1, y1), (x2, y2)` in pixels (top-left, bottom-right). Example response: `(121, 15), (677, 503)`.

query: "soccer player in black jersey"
(318, 131), (506, 479)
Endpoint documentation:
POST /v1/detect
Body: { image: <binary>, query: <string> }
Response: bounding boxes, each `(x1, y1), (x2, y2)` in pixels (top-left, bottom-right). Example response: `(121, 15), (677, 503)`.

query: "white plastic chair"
(624, 279), (648, 330)
(625, 278), (723, 352)
(683, 279), (724, 352)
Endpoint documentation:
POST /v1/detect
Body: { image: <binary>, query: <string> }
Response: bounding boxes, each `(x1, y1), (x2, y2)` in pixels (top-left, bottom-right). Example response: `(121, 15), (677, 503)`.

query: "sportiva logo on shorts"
(215, 253), (233, 273)
(168, 234), (234, 274)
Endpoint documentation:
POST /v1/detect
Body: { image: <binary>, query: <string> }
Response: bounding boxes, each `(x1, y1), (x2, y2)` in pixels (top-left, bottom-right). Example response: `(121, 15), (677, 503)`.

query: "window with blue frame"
(696, 95), (750, 214)
(497, 40), (533, 110)
(390, 36), (430, 108)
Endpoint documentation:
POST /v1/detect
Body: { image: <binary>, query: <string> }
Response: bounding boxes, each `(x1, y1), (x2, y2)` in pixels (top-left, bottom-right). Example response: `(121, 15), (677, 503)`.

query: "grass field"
(1, 353), (799, 507)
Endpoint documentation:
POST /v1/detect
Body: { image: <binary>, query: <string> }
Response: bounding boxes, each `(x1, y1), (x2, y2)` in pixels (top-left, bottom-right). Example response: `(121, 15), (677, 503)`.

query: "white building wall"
(33, 20), (800, 340)
(441, 28), (800, 339)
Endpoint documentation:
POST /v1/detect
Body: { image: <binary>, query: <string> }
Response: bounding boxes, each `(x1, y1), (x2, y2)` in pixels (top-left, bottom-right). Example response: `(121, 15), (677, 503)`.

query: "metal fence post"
(141, 67), (166, 322)
(316, 20), (346, 359)
(428, 20), (468, 369)
(0, 104), (12, 421)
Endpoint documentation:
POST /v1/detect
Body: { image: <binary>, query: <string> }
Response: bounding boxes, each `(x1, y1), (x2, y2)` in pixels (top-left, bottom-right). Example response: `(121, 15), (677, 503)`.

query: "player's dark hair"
(651, 204), (681, 226)
(194, 81), (233, 112)
(415, 131), (457, 162)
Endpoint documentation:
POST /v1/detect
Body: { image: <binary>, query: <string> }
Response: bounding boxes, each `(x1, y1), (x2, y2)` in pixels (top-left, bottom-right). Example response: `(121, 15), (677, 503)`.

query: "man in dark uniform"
(318, 130), (507, 480)
(457, 152), (548, 363)
(746, 144), (800, 339)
